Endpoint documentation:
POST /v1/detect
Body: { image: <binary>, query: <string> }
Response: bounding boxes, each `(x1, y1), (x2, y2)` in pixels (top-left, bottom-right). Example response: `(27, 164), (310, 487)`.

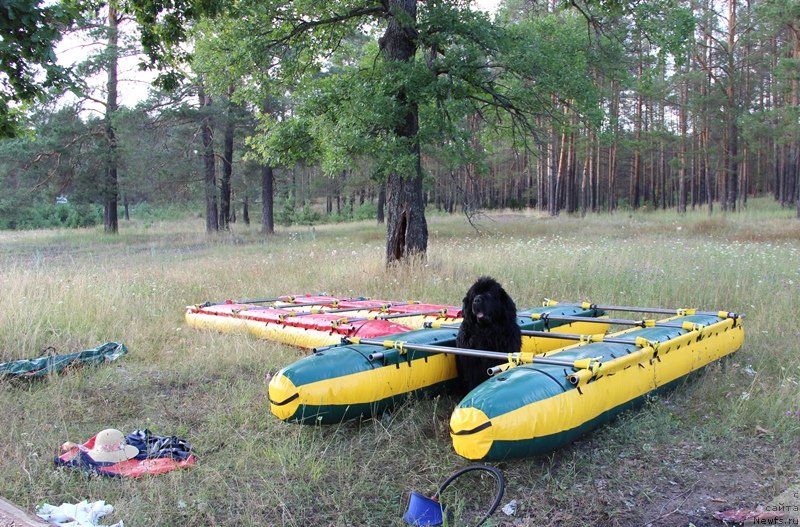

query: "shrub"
(0, 202), (102, 230)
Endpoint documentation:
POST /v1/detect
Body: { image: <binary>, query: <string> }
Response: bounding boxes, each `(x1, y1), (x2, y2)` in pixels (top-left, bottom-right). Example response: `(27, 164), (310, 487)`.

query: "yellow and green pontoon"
(268, 304), (609, 424)
(449, 304), (745, 460)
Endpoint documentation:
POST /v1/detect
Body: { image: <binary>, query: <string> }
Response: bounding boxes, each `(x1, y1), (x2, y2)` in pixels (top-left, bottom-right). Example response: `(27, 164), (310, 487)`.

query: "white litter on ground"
(36, 500), (122, 527)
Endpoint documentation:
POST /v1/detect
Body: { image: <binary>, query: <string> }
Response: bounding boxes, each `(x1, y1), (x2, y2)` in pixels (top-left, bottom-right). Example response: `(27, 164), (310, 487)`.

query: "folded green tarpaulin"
(0, 342), (127, 378)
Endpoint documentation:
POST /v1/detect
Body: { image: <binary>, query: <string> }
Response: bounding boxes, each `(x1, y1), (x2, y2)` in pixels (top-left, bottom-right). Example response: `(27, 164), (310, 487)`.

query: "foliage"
(0, 0), (83, 136)
(0, 200), (102, 230)
(1, 0), (798, 234)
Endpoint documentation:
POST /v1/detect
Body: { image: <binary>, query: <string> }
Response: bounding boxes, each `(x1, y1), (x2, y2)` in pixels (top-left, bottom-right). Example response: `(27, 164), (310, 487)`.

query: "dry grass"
(1, 197), (799, 526)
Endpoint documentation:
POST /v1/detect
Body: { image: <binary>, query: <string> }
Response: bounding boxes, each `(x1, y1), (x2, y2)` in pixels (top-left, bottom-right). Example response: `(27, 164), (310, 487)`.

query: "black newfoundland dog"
(456, 276), (522, 392)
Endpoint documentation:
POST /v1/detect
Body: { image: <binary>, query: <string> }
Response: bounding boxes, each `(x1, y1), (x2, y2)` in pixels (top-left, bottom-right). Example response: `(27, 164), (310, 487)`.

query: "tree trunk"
(261, 164), (274, 234)
(198, 81), (218, 232)
(380, 0), (427, 264)
(377, 184), (386, 224)
(631, 97), (642, 210)
(678, 60), (688, 213)
(630, 39), (643, 210)
(608, 81), (619, 212)
(580, 135), (590, 216)
(548, 124), (557, 215)
(725, 0), (739, 211)
(791, 23), (800, 218)
(103, 3), (119, 234)
(555, 127), (568, 213)
(243, 195), (250, 225)
(702, 24), (714, 215)
(220, 85), (235, 230)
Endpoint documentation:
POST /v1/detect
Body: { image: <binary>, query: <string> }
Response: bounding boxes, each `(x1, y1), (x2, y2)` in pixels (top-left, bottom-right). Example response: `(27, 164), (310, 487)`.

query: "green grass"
(1, 197), (799, 526)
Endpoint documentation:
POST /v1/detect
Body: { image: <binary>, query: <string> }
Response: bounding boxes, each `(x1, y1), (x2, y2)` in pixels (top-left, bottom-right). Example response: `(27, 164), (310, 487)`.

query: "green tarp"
(0, 342), (127, 378)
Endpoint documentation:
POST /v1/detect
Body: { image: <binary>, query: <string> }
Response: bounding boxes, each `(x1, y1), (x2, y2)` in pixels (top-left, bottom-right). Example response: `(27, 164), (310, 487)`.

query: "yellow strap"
(573, 358), (593, 370)
(517, 352), (534, 364)
(331, 301), (339, 308)
(682, 321), (703, 331)
(717, 311), (730, 318)
(349, 337), (361, 344)
(581, 301), (592, 310)
(438, 309), (447, 317)
(644, 319), (655, 327)
(531, 313), (542, 320)
(634, 337), (651, 348)
(429, 321), (442, 329)
(543, 298), (559, 307)
(385, 340), (406, 354)
(573, 358), (602, 373)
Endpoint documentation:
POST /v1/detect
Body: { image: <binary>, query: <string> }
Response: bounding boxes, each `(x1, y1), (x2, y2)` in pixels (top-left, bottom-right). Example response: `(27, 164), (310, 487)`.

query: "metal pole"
(285, 302), (417, 318)
(273, 297), (366, 309)
(346, 337), (579, 368)
(530, 313), (689, 328)
(544, 299), (743, 319)
(199, 293), (331, 307)
(519, 329), (647, 346)
(423, 323), (650, 346)
(334, 309), (450, 326)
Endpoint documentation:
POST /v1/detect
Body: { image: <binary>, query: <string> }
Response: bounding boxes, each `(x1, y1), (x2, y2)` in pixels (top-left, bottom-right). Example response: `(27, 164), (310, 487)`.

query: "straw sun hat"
(86, 429), (139, 463)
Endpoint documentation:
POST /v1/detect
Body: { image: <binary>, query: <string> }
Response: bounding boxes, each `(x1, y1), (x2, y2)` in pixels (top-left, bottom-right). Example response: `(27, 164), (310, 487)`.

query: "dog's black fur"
(455, 276), (522, 392)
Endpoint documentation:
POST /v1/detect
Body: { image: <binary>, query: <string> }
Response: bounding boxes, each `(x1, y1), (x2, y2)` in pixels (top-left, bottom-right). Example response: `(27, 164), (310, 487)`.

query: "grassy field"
(1, 198), (799, 526)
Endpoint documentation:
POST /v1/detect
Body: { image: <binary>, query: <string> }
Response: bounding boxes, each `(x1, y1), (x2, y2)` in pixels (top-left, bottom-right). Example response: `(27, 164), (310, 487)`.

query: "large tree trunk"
(103, 4), (119, 234)
(380, 0), (427, 264)
(220, 85), (235, 230)
(198, 81), (218, 232)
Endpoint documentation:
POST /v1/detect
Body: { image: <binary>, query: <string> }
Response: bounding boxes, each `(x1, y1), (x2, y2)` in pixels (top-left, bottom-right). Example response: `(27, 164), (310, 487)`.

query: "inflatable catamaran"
(186, 295), (744, 460)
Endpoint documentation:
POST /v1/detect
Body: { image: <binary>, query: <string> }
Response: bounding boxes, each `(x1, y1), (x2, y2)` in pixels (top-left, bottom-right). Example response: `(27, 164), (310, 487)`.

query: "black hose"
(433, 464), (506, 527)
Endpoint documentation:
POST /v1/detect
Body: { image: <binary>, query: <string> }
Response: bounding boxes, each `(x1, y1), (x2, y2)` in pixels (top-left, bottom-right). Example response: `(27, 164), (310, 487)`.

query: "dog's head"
(462, 276), (517, 325)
